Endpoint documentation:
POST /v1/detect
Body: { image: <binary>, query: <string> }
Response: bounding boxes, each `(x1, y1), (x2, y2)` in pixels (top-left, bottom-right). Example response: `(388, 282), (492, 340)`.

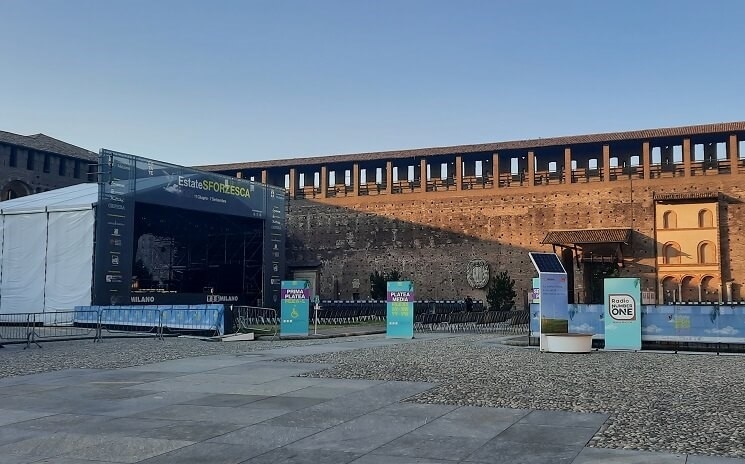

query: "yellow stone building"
(655, 194), (723, 303)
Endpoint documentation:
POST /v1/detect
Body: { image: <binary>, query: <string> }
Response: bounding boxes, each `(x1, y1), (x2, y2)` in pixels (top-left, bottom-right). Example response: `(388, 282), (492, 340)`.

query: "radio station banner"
(604, 278), (642, 350)
(386, 281), (414, 339)
(280, 281), (309, 337)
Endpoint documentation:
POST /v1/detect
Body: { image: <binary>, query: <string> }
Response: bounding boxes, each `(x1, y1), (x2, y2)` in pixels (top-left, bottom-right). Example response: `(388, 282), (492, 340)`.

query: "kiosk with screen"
(529, 252), (590, 352)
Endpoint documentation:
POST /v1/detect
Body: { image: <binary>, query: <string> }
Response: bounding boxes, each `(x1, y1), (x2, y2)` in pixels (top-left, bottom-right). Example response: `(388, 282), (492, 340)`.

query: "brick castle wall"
(287, 176), (745, 304)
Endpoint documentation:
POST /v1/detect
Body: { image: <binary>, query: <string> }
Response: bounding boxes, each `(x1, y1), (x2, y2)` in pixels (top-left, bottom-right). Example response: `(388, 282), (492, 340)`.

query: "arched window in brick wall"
(662, 210), (677, 229)
(662, 242), (681, 265)
(698, 241), (717, 264)
(698, 209), (713, 228)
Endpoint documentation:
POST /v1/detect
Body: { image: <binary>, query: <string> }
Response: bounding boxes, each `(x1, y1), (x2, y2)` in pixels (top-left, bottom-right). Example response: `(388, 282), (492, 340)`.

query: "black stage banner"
(93, 150), (286, 308)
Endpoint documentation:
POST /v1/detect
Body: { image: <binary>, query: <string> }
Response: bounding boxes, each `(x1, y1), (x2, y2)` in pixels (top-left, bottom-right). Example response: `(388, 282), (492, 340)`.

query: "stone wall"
(0, 143), (94, 197)
(287, 175), (745, 305)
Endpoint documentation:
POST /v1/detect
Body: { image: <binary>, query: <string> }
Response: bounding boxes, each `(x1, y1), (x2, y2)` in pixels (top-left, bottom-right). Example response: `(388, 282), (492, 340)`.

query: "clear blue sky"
(1, 0), (744, 166)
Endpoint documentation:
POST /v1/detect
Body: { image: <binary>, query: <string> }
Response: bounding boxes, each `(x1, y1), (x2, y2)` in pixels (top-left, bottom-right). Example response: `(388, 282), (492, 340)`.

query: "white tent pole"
(42, 208), (50, 314)
(0, 213), (4, 311)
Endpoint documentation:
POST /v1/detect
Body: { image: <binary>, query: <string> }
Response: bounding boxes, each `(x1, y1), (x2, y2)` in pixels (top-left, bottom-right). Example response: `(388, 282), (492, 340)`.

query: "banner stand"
(386, 281), (414, 339)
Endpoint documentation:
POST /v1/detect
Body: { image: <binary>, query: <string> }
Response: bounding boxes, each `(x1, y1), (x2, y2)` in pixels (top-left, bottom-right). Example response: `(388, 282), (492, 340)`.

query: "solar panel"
(529, 252), (566, 274)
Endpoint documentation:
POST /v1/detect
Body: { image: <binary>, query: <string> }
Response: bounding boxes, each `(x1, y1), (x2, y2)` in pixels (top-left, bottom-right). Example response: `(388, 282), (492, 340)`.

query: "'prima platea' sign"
(467, 259), (490, 289)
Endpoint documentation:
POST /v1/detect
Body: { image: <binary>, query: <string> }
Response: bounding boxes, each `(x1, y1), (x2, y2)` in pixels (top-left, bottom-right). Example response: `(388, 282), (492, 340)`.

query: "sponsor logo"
(608, 294), (636, 321)
(131, 295), (155, 303)
(105, 274), (122, 283)
(206, 294), (239, 303)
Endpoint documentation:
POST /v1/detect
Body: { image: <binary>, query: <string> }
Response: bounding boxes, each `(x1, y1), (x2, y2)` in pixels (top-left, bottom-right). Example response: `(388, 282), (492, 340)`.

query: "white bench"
(542, 333), (593, 353)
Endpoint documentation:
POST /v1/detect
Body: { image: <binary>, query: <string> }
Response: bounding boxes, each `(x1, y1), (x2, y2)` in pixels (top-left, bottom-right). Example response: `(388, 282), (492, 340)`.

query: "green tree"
(369, 269), (403, 300)
(486, 271), (516, 311)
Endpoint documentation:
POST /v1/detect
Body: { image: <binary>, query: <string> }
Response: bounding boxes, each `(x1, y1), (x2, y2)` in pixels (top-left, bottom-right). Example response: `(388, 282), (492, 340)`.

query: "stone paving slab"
(176, 393), (268, 407)
(465, 438), (583, 464)
(688, 457), (745, 464)
(278, 385), (373, 399)
(1, 336), (745, 464)
(372, 430), (489, 461)
(0, 409), (55, 427)
(60, 436), (194, 463)
(350, 456), (456, 464)
(207, 423), (324, 447)
(136, 441), (268, 464)
(572, 447), (686, 463)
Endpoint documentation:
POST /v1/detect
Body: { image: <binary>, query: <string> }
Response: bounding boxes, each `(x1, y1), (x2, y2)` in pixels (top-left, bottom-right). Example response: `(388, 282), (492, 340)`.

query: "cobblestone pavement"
(0, 336), (363, 379)
(286, 335), (745, 458)
(4, 334), (745, 459)
(2, 335), (742, 463)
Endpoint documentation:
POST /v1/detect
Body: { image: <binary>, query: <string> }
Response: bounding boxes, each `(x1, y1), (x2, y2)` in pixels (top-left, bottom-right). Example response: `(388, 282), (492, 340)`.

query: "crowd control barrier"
(530, 303), (745, 349)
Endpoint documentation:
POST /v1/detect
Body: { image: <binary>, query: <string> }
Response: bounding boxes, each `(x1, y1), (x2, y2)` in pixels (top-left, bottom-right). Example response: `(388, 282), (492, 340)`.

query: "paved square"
(0, 335), (743, 463)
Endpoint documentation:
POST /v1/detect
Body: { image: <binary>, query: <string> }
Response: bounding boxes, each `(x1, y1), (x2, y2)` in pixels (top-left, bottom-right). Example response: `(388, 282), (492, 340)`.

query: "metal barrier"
(414, 310), (530, 334)
(1, 311), (100, 348)
(0, 313), (33, 346)
(231, 306), (278, 338)
(2, 305), (228, 347)
(160, 307), (223, 338)
(316, 300), (486, 322)
(28, 311), (99, 345)
(97, 307), (163, 340)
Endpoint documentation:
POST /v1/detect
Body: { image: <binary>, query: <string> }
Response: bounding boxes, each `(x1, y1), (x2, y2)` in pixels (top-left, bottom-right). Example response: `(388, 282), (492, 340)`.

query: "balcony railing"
(289, 156), (743, 199)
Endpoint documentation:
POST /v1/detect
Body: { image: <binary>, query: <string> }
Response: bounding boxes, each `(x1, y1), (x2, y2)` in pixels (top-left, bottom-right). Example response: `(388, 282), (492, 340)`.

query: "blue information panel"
(604, 278), (642, 350)
(280, 281), (309, 337)
(387, 281), (414, 339)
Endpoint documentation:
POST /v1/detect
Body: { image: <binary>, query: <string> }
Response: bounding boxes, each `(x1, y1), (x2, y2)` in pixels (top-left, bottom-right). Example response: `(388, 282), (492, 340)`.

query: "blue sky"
(1, 0), (744, 166)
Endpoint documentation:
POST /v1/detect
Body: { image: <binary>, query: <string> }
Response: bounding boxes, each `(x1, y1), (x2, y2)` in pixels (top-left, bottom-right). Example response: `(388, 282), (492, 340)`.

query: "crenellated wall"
(201, 122), (745, 305)
(283, 176), (745, 304)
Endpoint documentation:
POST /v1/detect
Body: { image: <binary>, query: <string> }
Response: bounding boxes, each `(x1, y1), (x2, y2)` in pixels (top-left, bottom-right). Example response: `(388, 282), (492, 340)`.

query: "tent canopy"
(1, 183), (98, 214)
(0, 183), (98, 314)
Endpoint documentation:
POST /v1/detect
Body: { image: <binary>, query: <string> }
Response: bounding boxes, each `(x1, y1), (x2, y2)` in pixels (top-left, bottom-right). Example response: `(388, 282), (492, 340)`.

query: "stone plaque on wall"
(467, 259), (490, 289)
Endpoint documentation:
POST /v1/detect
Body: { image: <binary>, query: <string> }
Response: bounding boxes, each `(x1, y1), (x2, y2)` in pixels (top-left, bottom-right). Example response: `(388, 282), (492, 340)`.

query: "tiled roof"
(0, 131), (97, 161)
(197, 121), (745, 171)
(542, 228), (632, 245)
(653, 192), (720, 201)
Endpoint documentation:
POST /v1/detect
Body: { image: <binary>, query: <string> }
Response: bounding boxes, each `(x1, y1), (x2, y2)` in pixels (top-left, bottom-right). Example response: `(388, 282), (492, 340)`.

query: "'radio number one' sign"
(604, 278), (641, 350)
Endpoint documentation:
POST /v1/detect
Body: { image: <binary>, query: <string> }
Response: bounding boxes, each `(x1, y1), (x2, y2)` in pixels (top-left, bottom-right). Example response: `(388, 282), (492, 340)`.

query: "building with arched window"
(655, 196), (721, 302)
(0, 131), (97, 201)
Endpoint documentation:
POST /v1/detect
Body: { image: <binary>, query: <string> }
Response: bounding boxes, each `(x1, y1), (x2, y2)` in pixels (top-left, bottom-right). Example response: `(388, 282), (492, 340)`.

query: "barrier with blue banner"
(73, 305), (225, 335)
(531, 303), (745, 345)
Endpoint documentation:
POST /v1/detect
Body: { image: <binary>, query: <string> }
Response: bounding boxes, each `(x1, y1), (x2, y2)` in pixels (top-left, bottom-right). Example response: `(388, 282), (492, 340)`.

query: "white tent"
(0, 183), (98, 314)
